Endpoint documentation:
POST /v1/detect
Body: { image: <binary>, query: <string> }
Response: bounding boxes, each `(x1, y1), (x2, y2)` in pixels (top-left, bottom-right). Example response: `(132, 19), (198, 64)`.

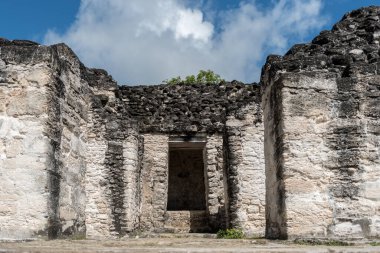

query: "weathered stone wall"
(139, 134), (169, 231)
(0, 41), (91, 239)
(262, 72), (338, 238)
(121, 82), (258, 133)
(261, 6), (380, 239)
(164, 210), (209, 233)
(85, 69), (140, 238)
(261, 75), (285, 239)
(139, 133), (229, 233)
(50, 44), (89, 238)
(85, 72), (117, 238)
(2, 6), (378, 241)
(0, 40), (264, 239)
(226, 103), (265, 237)
(0, 45), (51, 239)
(122, 82), (262, 234)
(205, 134), (227, 231)
(0, 40), (143, 240)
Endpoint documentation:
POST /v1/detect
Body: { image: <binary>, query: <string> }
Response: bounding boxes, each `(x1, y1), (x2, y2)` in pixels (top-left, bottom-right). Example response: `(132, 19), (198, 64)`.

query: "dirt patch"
(0, 237), (379, 253)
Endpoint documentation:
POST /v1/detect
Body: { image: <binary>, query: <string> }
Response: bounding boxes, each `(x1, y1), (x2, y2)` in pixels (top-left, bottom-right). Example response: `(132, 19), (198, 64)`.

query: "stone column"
(225, 103), (265, 237)
(262, 71), (380, 239)
(0, 62), (51, 239)
(139, 134), (169, 231)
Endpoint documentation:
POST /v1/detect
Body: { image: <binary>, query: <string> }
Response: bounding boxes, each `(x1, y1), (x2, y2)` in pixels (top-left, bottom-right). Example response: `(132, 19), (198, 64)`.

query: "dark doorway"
(167, 147), (206, 211)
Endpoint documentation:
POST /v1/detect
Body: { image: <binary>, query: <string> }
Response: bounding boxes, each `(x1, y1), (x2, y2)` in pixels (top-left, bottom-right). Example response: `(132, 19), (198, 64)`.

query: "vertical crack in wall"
(105, 115), (127, 236)
(222, 131), (231, 229)
(46, 71), (66, 239)
(327, 77), (364, 199)
(272, 85), (287, 239)
(326, 77), (366, 235)
(264, 79), (288, 240)
(136, 134), (144, 229)
(225, 125), (240, 230)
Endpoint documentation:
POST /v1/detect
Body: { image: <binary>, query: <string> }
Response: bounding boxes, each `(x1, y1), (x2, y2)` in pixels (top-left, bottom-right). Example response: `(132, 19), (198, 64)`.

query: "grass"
(370, 242), (380, 246)
(65, 233), (86, 240)
(216, 229), (245, 239)
(294, 238), (352, 246)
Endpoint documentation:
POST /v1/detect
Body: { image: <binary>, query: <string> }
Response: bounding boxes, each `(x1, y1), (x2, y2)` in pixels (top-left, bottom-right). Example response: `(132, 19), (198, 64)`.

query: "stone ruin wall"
(0, 39), (265, 239)
(226, 103), (265, 236)
(0, 6), (379, 241)
(262, 6), (380, 239)
(0, 41), (142, 239)
(139, 133), (169, 231)
(0, 41), (93, 239)
(0, 42), (52, 239)
(83, 70), (141, 239)
(121, 82), (265, 236)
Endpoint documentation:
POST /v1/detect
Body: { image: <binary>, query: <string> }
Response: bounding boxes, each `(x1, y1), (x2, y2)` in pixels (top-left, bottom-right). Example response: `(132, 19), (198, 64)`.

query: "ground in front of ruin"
(0, 234), (380, 253)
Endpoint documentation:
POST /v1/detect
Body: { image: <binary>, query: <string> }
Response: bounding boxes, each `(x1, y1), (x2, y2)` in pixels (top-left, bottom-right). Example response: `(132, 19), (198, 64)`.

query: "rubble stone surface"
(262, 6), (380, 239)
(0, 6), (379, 241)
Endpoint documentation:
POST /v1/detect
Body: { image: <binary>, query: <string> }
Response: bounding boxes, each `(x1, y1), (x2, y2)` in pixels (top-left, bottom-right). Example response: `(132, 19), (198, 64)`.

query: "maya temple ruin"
(0, 6), (379, 240)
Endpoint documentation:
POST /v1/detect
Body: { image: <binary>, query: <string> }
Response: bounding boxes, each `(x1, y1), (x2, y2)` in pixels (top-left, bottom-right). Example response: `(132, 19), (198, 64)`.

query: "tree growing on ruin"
(164, 70), (224, 85)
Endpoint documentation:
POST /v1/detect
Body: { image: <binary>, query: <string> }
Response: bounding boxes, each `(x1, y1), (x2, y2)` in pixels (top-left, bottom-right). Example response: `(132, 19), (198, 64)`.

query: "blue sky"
(0, 0), (377, 84)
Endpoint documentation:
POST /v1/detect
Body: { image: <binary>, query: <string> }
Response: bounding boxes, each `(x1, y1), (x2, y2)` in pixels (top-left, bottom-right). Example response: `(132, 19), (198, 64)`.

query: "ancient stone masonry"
(261, 6), (380, 239)
(225, 103), (265, 237)
(0, 6), (379, 241)
(120, 82), (264, 235)
(120, 82), (259, 133)
(0, 38), (263, 239)
(0, 40), (90, 239)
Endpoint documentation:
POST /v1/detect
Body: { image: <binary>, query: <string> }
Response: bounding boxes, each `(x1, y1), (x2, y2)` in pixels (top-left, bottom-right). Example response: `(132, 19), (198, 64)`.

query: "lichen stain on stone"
(0, 6), (379, 241)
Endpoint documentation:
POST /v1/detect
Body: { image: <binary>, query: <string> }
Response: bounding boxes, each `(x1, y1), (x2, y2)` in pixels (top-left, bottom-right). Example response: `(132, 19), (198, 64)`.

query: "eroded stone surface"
(262, 6), (380, 239)
(0, 6), (379, 241)
(226, 103), (265, 237)
(121, 82), (259, 133)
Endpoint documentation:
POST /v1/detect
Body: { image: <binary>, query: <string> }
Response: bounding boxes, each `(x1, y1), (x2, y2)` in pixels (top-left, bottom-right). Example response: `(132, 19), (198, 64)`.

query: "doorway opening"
(167, 141), (206, 211)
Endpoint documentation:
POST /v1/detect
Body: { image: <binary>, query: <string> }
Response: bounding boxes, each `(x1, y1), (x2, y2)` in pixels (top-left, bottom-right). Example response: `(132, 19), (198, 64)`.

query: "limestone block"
(369, 216), (380, 237)
(282, 74), (337, 91)
(60, 206), (77, 222)
(7, 88), (47, 116)
(22, 134), (48, 155)
(25, 67), (51, 86)
(3, 155), (46, 170)
(0, 116), (23, 139)
(0, 167), (48, 239)
(0, 203), (16, 216)
(5, 138), (23, 158)
(0, 88), (6, 113)
(331, 222), (364, 237)
(363, 180), (380, 201)
(0, 139), (4, 153)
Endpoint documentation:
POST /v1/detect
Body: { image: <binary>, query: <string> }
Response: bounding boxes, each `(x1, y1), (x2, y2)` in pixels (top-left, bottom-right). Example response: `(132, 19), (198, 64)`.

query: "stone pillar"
(0, 62), (51, 239)
(85, 88), (140, 238)
(262, 71), (380, 239)
(139, 134), (169, 231)
(226, 103), (265, 237)
(205, 134), (227, 231)
(52, 45), (89, 238)
(123, 129), (141, 232)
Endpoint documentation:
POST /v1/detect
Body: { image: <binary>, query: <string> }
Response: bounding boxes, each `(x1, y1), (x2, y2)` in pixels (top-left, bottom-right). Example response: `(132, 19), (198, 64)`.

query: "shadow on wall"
(189, 211), (211, 233)
(264, 77), (288, 240)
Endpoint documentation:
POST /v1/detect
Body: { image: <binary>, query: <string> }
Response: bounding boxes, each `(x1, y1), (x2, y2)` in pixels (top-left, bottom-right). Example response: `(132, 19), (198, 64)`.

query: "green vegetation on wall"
(216, 228), (245, 239)
(164, 70), (224, 85)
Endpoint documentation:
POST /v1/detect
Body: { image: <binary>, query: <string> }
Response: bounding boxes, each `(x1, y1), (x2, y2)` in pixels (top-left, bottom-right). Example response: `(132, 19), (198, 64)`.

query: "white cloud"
(175, 9), (213, 42)
(136, 1), (213, 43)
(44, 0), (325, 85)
